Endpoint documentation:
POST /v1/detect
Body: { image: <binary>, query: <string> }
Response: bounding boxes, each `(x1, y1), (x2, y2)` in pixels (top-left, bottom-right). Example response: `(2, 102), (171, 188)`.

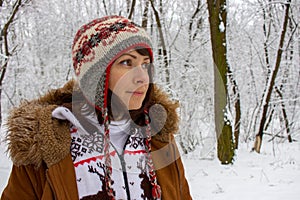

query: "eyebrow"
(120, 53), (150, 60)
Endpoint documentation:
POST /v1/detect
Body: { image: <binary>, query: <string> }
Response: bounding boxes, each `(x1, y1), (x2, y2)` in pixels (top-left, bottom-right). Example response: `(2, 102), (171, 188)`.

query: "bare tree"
(149, 0), (170, 85)
(141, 0), (149, 28)
(253, 0), (292, 153)
(207, 0), (235, 164)
(227, 66), (241, 149)
(0, 0), (28, 126)
(128, 0), (136, 19)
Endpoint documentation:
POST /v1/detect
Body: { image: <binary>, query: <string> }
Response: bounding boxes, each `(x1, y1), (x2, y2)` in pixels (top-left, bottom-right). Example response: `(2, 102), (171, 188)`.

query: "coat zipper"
(119, 154), (131, 200)
(113, 142), (131, 200)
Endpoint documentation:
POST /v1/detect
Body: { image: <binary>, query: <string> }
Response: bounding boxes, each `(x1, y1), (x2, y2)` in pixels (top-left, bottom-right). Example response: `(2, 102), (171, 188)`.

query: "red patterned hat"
(72, 15), (153, 111)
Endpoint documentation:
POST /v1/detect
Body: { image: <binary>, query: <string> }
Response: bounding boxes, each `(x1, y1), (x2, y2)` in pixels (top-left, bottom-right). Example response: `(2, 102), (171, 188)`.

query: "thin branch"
(1, 0), (22, 84)
(128, 0), (136, 19)
(102, 0), (108, 16)
(141, 0), (149, 28)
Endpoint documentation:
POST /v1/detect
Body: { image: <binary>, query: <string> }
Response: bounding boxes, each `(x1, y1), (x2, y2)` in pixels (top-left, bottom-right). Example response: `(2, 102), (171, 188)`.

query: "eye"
(119, 59), (132, 67)
(141, 63), (152, 70)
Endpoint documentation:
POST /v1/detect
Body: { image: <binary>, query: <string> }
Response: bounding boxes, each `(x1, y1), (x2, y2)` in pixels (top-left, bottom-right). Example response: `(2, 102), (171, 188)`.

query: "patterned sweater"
(52, 105), (156, 200)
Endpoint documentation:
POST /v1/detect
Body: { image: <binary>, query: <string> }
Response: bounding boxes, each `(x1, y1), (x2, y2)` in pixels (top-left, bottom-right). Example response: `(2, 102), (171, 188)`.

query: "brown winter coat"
(1, 80), (192, 200)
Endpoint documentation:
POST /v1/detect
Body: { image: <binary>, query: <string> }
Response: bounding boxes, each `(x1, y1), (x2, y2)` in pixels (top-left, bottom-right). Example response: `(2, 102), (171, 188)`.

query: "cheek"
(109, 69), (123, 91)
(109, 70), (130, 99)
(108, 75), (117, 91)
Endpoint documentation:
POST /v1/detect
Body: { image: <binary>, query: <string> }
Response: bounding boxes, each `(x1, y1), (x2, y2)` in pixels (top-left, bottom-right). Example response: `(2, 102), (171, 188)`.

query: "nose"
(132, 65), (149, 84)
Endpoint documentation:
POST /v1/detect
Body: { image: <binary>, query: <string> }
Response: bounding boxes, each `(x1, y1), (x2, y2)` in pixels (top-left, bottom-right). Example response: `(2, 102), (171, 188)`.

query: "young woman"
(1, 16), (192, 200)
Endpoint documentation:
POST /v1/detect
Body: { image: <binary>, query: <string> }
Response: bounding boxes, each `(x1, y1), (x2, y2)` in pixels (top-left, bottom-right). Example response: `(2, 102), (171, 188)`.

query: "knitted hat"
(72, 16), (160, 199)
(72, 15), (153, 111)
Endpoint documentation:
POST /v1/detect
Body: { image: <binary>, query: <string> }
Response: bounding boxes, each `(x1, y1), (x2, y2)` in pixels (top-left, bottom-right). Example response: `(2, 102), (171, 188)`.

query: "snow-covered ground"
(1, 138), (300, 199)
(185, 141), (300, 200)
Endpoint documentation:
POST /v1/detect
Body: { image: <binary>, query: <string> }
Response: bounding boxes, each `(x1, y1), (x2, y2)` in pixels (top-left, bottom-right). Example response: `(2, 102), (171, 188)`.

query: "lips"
(126, 91), (145, 96)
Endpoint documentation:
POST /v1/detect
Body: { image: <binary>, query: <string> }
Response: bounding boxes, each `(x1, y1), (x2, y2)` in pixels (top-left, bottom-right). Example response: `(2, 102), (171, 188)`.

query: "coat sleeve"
(151, 135), (193, 200)
(1, 164), (47, 200)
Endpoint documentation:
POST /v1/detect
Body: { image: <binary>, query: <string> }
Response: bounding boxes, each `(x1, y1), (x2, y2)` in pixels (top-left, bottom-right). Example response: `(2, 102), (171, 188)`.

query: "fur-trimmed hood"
(4, 80), (179, 167)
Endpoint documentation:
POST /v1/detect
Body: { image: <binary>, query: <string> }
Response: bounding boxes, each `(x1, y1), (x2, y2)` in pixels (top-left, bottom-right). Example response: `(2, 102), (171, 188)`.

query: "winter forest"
(1, 0), (300, 199)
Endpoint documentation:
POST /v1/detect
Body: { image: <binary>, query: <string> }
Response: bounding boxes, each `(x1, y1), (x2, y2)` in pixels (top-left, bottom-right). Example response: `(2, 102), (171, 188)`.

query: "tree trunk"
(264, 108), (274, 133)
(275, 87), (292, 142)
(141, 0), (149, 28)
(185, 0), (202, 76)
(253, 0), (292, 153)
(149, 0), (170, 84)
(102, 0), (108, 15)
(127, 0), (136, 19)
(188, 0), (202, 45)
(228, 67), (241, 150)
(207, 0), (234, 164)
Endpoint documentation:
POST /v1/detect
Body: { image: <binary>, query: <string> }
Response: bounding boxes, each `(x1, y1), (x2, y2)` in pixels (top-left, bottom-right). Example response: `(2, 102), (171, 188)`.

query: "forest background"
(0, 0), (300, 198)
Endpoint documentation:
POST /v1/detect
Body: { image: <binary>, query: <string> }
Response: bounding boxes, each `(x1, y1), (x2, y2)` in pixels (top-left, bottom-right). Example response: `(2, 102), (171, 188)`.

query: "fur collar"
(4, 80), (179, 167)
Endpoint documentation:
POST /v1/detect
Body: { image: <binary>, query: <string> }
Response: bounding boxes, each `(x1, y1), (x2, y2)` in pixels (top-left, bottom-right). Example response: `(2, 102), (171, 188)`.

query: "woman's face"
(109, 50), (151, 110)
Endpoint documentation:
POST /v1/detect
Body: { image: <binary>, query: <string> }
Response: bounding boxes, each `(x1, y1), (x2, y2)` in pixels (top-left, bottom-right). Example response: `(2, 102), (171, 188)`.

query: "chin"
(128, 103), (143, 110)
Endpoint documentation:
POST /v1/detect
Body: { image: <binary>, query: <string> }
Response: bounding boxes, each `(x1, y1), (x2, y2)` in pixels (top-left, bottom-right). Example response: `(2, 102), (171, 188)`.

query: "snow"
(184, 142), (300, 200)
(219, 21), (225, 33)
(1, 139), (300, 199)
(0, 143), (11, 195)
